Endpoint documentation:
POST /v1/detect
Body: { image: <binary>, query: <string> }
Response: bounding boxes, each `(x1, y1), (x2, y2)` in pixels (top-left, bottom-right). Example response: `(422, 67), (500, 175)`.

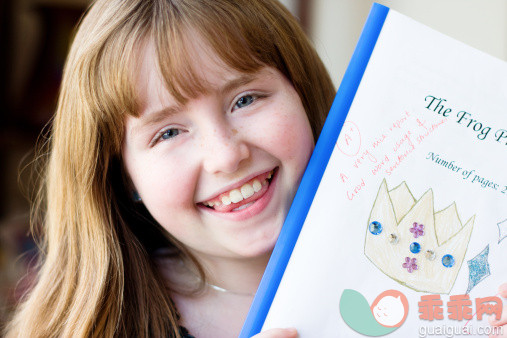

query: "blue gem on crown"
(369, 221), (382, 235)
(410, 242), (421, 254)
(442, 254), (455, 268)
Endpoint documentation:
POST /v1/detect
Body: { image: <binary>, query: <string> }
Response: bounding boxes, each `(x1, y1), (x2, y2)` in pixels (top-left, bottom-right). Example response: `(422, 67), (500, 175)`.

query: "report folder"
(241, 3), (507, 337)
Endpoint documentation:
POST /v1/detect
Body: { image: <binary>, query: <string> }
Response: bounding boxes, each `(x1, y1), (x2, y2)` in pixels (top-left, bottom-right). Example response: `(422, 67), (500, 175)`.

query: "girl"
(5, 0), (335, 336)
(6, 0), (507, 337)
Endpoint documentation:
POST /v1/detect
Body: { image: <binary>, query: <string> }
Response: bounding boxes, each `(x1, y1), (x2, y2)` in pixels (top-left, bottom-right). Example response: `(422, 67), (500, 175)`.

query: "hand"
(489, 283), (507, 338)
(252, 328), (298, 338)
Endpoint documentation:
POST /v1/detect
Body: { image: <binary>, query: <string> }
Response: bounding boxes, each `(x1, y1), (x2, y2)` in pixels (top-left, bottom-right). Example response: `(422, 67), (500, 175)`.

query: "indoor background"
(1, 0), (506, 327)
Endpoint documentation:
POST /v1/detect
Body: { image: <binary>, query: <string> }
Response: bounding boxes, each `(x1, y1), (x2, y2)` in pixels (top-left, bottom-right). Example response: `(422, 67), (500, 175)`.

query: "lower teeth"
(232, 202), (254, 211)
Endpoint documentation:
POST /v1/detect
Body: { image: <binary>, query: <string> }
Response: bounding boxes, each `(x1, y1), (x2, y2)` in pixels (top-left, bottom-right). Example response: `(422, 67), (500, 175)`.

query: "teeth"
(221, 195), (231, 205)
(229, 189), (243, 203)
(205, 170), (274, 207)
(241, 184), (254, 199)
(252, 180), (262, 192)
(233, 202), (254, 211)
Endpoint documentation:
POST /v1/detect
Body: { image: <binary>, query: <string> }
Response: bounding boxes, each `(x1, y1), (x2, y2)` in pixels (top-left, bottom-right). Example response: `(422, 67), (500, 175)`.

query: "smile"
(200, 169), (276, 213)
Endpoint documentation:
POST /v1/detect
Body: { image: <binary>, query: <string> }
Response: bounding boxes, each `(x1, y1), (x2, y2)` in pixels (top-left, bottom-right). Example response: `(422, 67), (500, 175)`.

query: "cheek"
(268, 111), (314, 169)
(127, 153), (198, 216)
(135, 164), (200, 240)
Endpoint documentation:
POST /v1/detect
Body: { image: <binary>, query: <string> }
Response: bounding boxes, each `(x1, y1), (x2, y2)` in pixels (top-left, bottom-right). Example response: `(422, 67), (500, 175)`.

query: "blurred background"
(1, 0), (506, 327)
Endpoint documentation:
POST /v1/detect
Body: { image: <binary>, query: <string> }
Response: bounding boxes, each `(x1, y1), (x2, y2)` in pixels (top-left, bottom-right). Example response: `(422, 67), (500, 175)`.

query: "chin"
(231, 227), (281, 259)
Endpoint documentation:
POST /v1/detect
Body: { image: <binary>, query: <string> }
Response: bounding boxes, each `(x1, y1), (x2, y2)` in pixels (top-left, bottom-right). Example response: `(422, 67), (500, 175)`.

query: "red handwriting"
(352, 149), (377, 169)
(386, 142), (416, 176)
(389, 111), (411, 131)
(339, 173), (348, 183)
(346, 178), (365, 201)
(393, 130), (414, 152)
(340, 110), (446, 201)
(337, 121), (362, 156)
(371, 155), (390, 176)
(372, 133), (387, 149)
(416, 118), (447, 144)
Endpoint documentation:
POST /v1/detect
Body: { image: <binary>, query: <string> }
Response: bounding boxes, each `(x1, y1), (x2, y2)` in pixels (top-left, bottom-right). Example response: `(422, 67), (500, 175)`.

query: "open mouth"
(199, 168), (277, 213)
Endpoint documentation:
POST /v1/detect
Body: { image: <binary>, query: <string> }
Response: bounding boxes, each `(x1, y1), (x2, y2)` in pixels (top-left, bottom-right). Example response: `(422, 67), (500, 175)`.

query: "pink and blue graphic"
(340, 289), (409, 336)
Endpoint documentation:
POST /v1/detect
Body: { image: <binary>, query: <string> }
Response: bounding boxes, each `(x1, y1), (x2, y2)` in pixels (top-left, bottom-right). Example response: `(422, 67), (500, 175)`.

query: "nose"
(201, 124), (250, 174)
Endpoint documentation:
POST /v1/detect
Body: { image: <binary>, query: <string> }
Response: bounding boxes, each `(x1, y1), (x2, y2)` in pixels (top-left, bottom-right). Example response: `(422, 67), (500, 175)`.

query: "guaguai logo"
(339, 289), (409, 336)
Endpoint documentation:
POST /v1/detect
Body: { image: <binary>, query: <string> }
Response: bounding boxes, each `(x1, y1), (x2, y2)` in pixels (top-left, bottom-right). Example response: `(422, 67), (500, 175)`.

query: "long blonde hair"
(5, 0), (335, 336)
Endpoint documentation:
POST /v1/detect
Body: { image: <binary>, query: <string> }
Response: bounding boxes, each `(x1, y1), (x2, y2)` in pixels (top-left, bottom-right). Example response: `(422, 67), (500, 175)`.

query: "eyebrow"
(131, 105), (182, 136)
(132, 72), (262, 135)
(220, 73), (259, 95)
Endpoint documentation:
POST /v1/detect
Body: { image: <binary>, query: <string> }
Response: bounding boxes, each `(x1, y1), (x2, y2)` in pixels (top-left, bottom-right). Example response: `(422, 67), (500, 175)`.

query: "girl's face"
(122, 40), (314, 263)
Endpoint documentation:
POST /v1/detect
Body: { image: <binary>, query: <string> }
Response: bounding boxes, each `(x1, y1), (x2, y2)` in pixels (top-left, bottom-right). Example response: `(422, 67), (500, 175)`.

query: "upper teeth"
(221, 195), (231, 206)
(229, 189), (243, 203)
(241, 184), (255, 199)
(252, 180), (262, 192)
(222, 179), (262, 205)
(203, 171), (271, 207)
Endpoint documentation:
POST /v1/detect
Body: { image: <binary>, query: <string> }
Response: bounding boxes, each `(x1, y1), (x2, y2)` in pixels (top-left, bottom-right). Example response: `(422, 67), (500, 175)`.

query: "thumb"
(252, 327), (298, 338)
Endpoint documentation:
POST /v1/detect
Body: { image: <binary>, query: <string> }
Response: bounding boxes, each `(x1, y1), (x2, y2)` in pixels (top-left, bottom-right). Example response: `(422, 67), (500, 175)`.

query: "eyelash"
(151, 93), (267, 146)
(232, 92), (269, 112)
(232, 94), (256, 110)
(151, 127), (182, 146)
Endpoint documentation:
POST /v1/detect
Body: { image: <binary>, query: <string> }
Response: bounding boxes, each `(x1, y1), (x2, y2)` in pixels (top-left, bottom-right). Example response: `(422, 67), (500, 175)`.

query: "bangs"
(77, 0), (330, 154)
(77, 0), (290, 154)
(151, 0), (288, 104)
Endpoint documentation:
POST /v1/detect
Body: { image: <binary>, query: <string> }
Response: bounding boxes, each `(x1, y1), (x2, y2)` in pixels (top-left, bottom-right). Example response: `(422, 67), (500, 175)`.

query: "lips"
(199, 168), (276, 213)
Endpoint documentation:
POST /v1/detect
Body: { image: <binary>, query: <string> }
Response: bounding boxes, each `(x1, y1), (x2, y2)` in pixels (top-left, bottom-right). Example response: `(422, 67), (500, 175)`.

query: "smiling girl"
(7, 0), (507, 337)
(4, 0), (334, 337)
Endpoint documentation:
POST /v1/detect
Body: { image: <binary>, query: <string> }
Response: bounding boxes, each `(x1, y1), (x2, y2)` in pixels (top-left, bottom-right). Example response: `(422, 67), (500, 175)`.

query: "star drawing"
(497, 218), (507, 244)
(466, 245), (490, 294)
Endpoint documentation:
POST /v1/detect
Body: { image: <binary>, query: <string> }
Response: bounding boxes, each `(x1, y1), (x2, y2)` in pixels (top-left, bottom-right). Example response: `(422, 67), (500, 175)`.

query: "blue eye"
(161, 128), (180, 140)
(234, 95), (254, 109)
(150, 127), (184, 147)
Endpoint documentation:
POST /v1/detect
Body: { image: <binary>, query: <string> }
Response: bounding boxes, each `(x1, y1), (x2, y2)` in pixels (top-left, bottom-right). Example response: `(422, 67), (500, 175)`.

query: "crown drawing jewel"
(365, 179), (475, 294)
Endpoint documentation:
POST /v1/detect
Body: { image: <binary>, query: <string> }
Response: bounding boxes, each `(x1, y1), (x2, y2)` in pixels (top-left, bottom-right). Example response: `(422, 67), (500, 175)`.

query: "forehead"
(134, 34), (277, 115)
(135, 40), (225, 111)
(134, 28), (266, 114)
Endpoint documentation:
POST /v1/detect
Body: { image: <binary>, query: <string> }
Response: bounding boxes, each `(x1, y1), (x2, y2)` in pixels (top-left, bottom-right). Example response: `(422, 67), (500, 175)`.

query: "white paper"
(262, 10), (507, 338)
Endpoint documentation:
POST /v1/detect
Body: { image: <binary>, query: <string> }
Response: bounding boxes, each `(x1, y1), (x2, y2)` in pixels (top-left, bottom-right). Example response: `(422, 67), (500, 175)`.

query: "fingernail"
(499, 283), (507, 297)
(284, 328), (298, 336)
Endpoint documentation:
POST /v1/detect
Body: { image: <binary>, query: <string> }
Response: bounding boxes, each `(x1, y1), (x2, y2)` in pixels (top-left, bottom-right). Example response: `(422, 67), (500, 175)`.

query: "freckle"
(231, 129), (238, 135)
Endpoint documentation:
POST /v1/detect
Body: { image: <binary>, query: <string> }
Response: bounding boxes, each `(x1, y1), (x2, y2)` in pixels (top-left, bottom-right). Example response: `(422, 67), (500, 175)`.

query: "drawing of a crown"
(364, 179), (474, 294)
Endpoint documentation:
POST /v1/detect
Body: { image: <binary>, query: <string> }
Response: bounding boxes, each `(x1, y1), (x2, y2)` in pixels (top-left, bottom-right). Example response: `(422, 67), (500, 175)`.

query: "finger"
(253, 328), (298, 338)
(488, 304), (507, 327)
(488, 325), (506, 338)
(498, 283), (507, 299)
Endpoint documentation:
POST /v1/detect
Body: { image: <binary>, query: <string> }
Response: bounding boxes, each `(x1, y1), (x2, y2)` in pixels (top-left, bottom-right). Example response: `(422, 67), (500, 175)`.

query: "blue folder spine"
(240, 3), (390, 337)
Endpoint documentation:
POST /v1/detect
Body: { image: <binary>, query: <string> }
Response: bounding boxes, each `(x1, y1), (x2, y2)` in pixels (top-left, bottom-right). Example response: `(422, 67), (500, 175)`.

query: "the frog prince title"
(424, 95), (507, 145)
